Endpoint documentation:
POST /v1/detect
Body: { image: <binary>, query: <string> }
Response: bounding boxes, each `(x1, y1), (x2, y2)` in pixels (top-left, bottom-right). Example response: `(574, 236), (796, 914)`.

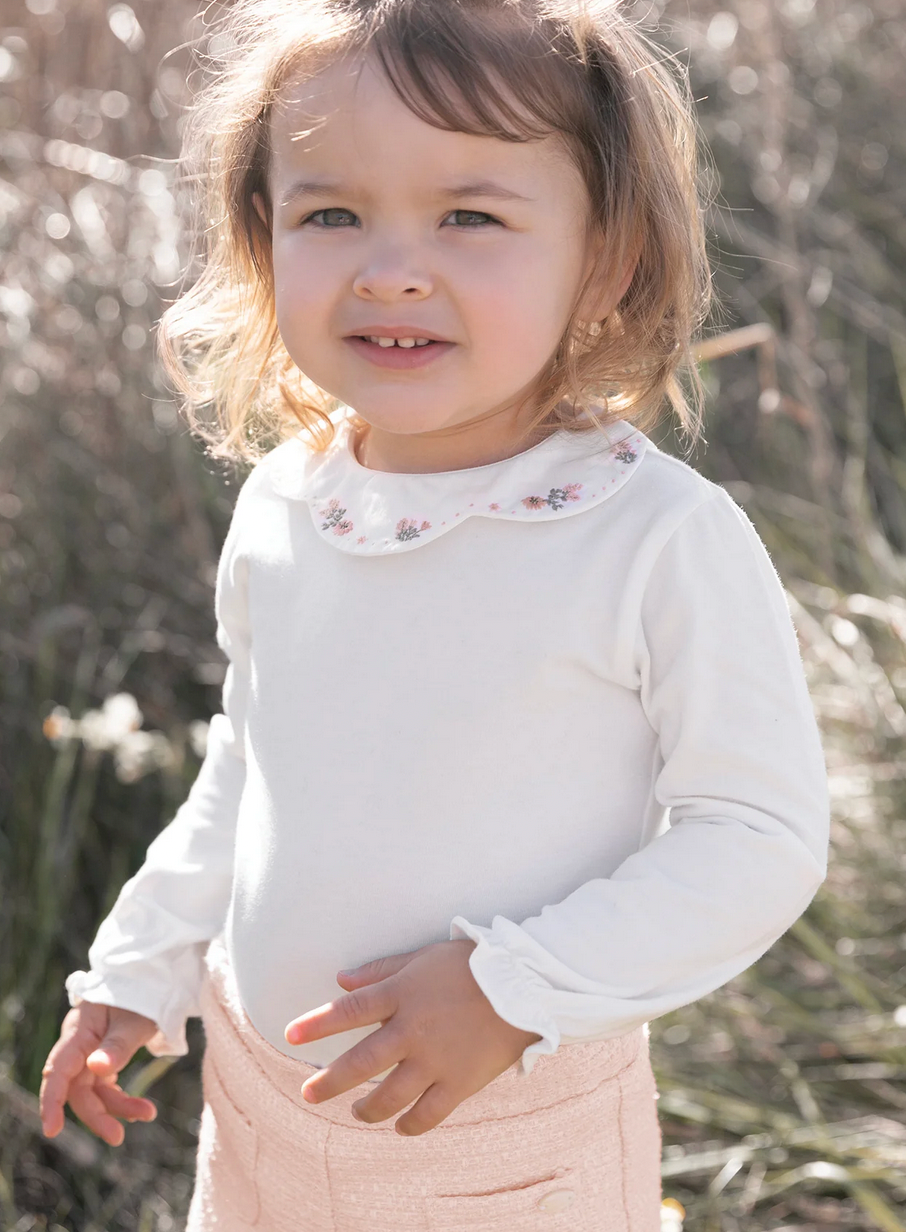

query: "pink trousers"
(185, 936), (663, 1231)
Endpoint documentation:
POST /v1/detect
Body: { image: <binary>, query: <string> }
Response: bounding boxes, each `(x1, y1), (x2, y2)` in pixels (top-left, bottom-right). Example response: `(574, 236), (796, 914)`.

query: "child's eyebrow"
(277, 177), (535, 208)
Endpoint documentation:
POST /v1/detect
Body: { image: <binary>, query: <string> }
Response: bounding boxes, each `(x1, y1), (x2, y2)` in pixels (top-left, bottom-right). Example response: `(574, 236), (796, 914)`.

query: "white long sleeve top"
(66, 406), (830, 1080)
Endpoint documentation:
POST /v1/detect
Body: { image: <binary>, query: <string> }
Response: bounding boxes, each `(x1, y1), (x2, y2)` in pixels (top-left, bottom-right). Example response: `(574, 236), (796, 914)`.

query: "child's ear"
(252, 191), (269, 227)
(576, 233), (639, 325)
(611, 252), (638, 307)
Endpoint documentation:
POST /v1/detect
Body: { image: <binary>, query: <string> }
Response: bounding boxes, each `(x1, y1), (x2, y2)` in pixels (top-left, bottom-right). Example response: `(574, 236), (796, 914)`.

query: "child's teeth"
(366, 336), (435, 348)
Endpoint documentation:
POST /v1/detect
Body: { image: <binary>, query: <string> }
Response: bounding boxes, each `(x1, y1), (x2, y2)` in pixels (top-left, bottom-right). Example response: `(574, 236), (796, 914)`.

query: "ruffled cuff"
(64, 969), (190, 1058)
(450, 915), (560, 1077)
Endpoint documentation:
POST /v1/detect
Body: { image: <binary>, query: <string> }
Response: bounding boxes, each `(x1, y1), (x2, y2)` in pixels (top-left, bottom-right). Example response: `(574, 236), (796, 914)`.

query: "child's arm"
(450, 486), (830, 1074)
(63, 478), (252, 1059)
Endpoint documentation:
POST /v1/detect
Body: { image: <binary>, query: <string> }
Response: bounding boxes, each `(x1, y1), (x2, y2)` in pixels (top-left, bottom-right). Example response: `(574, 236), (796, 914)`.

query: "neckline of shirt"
(344, 415), (569, 479)
(262, 405), (650, 555)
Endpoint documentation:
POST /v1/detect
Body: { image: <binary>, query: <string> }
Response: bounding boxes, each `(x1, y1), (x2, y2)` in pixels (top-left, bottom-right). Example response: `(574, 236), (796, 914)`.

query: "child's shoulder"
(631, 435), (732, 525)
(231, 432), (310, 505)
(628, 438), (773, 577)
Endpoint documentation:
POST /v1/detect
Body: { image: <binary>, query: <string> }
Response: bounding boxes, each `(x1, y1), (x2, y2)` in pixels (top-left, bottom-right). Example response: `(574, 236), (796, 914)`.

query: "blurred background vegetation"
(1, 0), (905, 1228)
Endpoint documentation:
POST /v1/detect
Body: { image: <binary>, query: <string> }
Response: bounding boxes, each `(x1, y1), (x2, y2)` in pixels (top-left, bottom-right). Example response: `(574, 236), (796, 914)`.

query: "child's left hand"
(284, 938), (542, 1137)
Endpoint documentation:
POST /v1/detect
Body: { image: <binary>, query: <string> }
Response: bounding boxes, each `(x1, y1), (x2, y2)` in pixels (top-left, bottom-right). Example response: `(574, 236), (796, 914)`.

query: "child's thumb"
(86, 1016), (149, 1076)
(86, 1036), (134, 1075)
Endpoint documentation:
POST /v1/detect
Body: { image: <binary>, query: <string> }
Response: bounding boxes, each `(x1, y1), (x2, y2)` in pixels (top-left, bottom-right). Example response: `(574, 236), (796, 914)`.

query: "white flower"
(100, 692), (144, 738)
(79, 709), (114, 751)
(113, 730), (178, 782)
(44, 692), (193, 783)
(188, 719), (209, 758)
(43, 705), (75, 742)
(77, 693), (143, 750)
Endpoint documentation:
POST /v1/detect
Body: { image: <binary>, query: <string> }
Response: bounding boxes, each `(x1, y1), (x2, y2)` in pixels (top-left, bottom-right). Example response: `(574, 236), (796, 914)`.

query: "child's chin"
(347, 402), (463, 437)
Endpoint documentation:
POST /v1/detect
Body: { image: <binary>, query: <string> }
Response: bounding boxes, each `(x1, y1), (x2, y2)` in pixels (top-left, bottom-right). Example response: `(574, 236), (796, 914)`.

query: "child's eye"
(299, 208), (358, 229)
(445, 210), (501, 229)
(297, 208), (501, 230)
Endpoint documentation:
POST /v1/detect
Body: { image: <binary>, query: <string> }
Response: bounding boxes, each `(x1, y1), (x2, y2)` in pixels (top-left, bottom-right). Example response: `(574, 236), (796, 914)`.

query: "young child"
(40, 0), (830, 1228)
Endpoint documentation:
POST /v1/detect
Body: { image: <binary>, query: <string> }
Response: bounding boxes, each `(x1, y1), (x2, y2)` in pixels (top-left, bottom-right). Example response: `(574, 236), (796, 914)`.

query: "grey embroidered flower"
(396, 518), (432, 541)
(320, 498), (354, 535)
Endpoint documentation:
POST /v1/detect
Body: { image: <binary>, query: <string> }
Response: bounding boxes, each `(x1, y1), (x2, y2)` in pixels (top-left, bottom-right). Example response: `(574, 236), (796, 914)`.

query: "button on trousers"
(186, 936), (663, 1231)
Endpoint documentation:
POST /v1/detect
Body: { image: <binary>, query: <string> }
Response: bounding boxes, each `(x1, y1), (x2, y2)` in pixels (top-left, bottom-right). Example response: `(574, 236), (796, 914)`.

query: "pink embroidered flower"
(396, 517), (431, 541)
(334, 520), (353, 536)
(522, 484), (584, 512)
(613, 444), (638, 464)
(488, 502), (501, 511)
(357, 535), (367, 544)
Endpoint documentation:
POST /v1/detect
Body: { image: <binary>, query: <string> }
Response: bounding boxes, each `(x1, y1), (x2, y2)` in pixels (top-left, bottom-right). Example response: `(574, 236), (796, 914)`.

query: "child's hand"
(39, 1003), (160, 1146)
(284, 938), (542, 1137)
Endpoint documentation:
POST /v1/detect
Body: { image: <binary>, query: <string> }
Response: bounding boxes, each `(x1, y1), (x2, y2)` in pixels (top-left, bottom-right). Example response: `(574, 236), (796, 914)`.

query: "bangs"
(367, 5), (583, 143)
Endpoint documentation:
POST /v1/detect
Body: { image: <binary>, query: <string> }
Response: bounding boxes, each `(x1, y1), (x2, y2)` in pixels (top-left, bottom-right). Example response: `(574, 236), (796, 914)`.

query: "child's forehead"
(268, 53), (577, 188)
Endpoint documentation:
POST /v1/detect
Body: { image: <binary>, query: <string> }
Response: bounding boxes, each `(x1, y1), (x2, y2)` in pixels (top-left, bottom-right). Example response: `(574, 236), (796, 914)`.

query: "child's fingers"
(394, 1080), (462, 1138)
(346, 1057), (430, 1126)
(95, 1079), (158, 1125)
(67, 1074), (131, 1147)
(301, 1026), (406, 1104)
(286, 983), (397, 1045)
(39, 1028), (98, 1136)
(42, 1066), (157, 1141)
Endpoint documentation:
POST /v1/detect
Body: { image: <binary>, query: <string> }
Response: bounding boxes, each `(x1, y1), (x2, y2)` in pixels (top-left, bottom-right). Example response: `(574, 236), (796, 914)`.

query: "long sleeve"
(64, 486), (252, 1057)
(450, 487), (829, 1076)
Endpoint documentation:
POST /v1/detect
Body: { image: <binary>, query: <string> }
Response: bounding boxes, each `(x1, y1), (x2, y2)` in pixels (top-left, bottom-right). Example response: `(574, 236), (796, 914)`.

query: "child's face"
(256, 53), (611, 439)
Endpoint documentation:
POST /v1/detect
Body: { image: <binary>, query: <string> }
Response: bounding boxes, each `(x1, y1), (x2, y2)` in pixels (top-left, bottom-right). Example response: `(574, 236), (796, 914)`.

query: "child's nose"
(352, 255), (432, 300)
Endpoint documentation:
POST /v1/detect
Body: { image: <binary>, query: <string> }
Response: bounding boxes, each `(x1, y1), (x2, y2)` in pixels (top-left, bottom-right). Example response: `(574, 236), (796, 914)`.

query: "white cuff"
(450, 916), (560, 1076)
(64, 969), (190, 1058)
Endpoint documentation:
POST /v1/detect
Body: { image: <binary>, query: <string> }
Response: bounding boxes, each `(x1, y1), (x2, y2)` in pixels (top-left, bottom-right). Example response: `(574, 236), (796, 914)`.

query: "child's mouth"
(344, 335), (455, 369)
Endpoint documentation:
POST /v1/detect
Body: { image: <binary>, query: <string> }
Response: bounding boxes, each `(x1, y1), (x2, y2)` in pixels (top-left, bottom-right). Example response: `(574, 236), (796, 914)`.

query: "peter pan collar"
(264, 406), (648, 555)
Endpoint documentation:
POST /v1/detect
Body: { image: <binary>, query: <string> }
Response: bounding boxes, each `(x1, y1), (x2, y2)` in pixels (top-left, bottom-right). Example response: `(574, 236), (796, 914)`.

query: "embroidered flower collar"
(264, 406), (648, 555)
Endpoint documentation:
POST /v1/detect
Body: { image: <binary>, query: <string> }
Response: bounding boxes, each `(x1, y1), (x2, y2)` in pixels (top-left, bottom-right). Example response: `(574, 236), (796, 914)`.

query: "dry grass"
(1, 0), (904, 1228)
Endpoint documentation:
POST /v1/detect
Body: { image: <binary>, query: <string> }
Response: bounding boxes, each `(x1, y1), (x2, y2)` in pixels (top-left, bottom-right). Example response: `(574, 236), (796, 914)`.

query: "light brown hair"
(157, 0), (714, 464)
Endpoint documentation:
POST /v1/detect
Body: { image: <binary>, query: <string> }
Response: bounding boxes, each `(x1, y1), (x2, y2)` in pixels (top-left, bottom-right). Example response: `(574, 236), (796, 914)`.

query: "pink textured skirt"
(185, 936), (663, 1231)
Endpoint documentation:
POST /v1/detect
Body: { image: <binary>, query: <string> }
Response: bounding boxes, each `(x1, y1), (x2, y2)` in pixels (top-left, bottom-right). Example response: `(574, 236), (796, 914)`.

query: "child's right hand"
(39, 1002), (160, 1146)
